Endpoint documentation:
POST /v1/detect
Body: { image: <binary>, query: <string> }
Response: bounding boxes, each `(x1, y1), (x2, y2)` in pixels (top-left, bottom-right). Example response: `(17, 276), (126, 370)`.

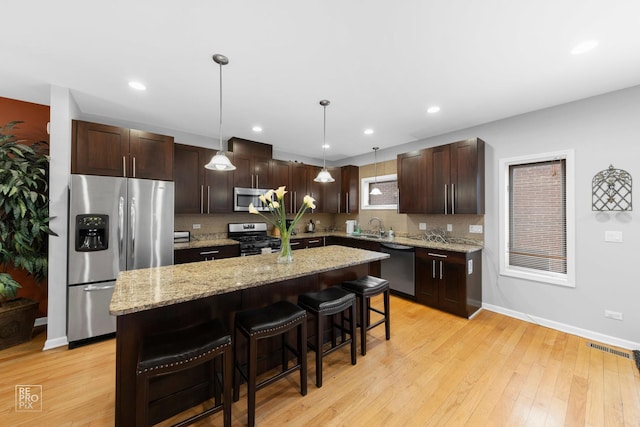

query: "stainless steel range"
(228, 222), (281, 256)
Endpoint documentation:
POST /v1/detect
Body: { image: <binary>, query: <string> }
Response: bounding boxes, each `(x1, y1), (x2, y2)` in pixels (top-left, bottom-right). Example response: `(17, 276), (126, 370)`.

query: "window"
(499, 150), (575, 287)
(360, 173), (398, 210)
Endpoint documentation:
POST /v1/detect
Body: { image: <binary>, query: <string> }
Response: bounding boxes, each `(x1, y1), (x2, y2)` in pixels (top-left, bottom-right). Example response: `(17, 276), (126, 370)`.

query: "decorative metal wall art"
(592, 165), (632, 211)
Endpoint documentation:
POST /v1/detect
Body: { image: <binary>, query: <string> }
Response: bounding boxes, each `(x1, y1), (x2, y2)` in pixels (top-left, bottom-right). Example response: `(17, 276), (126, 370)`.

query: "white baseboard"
(33, 317), (69, 350)
(43, 336), (68, 350)
(483, 303), (640, 350)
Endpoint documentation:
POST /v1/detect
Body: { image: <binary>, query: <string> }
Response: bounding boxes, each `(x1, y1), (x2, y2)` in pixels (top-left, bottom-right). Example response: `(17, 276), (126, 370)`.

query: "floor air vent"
(586, 342), (632, 359)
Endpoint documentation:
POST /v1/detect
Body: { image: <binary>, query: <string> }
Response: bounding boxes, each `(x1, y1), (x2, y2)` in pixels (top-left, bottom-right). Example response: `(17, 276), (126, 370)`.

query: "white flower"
(248, 203), (259, 214)
(303, 195), (316, 210)
(274, 186), (287, 200)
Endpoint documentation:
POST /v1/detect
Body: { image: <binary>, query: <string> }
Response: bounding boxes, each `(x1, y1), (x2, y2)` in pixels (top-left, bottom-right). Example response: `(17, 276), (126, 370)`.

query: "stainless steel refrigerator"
(67, 174), (174, 346)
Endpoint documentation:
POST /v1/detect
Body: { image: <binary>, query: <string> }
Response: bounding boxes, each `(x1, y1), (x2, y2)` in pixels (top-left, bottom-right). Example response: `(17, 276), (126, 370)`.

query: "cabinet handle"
(290, 241), (301, 246)
(439, 261), (443, 280)
(337, 192), (341, 213)
(432, 260), (436, 279)
(397, 189), (400, 213)
(207, 186), (211, 214)
(200, 185), (204, 214)
(294, 192), (297, 213)
(255, 174), (259, 188)
(451, 184), (455, 215)
(308, 239), (320, 244)
(346, 193), (350, 213)
(133, 156), (136, 178)
(122, 156), (127, 177)
(444, 184), (448, 214)
(428, 253), (448, 258)
(200, 250), (219, 255)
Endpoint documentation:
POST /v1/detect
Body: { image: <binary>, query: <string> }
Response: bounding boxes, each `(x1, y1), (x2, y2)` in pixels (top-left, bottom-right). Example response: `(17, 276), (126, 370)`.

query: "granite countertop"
(175, 231), (483, 254)
(110, 245), (388, 316)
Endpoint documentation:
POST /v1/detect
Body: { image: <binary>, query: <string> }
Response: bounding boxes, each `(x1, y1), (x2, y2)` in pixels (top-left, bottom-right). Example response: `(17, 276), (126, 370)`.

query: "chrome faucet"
(368, 217), (385, 237)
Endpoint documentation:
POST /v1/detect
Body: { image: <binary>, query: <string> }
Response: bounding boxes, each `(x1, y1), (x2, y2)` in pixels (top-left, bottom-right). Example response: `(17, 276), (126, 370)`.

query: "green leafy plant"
(0, 121), (56, 301)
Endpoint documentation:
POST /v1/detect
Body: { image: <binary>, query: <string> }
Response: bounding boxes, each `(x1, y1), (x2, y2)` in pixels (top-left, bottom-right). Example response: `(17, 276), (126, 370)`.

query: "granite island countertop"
(110, 245), (388, 316)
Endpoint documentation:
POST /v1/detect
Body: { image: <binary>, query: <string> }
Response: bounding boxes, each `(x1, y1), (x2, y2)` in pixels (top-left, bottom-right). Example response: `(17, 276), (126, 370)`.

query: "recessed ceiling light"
(322, 143), (330, 149)
(128, 81), (146, 91)
(427, 106), (440, 114)
(364, 129), (374, 135)
(571, 40), (598, 55)
(252, 126), (262, 132)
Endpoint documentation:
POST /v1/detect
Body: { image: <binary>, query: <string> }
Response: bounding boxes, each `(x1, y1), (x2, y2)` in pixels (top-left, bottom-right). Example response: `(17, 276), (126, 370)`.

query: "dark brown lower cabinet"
(174, 245), (240, 264)
(415, 248), (482, 318)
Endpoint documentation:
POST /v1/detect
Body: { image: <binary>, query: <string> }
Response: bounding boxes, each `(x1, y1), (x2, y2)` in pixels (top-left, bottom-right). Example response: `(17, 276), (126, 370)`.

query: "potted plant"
(0, 121), (55, 349)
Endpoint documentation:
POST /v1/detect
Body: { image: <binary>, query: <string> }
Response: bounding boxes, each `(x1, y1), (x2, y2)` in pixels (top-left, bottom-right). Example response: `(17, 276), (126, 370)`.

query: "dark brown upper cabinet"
(398, 138), (485, 215)
(72, 120), (173, 181)
(173, 143), (233, 214)
(228, 137), (272, 189)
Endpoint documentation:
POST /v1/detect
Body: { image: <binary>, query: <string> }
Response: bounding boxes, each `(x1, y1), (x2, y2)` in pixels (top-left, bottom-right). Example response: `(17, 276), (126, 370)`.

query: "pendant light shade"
(314, 99), (335, 183)
(205, 53), (236, 171)
(370, 147), (382, 195)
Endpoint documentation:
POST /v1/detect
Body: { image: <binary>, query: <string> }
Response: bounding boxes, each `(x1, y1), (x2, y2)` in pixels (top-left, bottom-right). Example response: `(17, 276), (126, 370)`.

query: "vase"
(277, 231), (293, 264)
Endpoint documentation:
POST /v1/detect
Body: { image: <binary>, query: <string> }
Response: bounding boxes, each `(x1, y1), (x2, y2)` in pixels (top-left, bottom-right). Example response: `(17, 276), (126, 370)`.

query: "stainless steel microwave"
(233, 187), (272, 212)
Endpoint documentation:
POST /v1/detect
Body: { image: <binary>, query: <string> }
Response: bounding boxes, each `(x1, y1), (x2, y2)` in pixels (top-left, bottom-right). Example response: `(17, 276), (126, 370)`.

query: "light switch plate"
(419, 223), (427, 230)
(192, 224), (201, 230)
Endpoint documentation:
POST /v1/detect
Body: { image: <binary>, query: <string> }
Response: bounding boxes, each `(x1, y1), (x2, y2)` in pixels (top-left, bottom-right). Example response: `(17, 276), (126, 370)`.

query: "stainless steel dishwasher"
(380, 242), (415, 296)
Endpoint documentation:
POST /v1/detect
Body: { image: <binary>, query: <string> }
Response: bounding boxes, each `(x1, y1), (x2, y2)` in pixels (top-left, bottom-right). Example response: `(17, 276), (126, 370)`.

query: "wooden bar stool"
(342, 275), (391, 356)
(233, 300), (307, 427)
(135, 318), (232, 427)
(297, 286), (357, 387)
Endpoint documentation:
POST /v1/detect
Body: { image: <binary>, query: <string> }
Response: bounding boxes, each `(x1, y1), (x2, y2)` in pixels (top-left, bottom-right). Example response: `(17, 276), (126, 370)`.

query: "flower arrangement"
(248, 186), (315, 263)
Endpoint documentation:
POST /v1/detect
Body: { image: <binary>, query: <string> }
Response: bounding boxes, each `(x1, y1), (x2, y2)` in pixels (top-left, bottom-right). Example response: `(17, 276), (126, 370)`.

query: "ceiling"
(2, 1), (640, 162)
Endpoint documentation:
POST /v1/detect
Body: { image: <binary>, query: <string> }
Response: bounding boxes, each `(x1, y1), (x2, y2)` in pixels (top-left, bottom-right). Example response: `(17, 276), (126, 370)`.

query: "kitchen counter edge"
(175, 232), (483, 254)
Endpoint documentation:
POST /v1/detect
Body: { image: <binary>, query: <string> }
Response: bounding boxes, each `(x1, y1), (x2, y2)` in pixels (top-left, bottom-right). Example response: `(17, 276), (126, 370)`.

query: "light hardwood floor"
(1, 296), (638, 426)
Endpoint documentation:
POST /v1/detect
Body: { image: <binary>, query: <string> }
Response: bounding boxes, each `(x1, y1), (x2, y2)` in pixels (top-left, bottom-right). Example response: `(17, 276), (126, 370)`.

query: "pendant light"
(314, 99), (335, 183)
(205, 54), (236, 171)
(370, 147), (382, 195)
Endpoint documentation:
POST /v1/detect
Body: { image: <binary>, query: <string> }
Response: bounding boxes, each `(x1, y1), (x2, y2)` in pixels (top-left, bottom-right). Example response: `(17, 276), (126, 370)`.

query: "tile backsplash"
(176, 212), (483, 243)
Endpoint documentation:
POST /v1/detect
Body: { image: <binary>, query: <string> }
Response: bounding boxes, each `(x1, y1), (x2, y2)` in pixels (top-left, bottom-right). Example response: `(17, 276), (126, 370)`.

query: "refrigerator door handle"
(119, 196), (125, 256)
(130, 197), (136, 257)
(83, 284), (116, 291)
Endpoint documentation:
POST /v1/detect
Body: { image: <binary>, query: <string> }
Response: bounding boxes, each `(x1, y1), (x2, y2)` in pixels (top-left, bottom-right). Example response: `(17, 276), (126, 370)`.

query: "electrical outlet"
(604, 231), (622, 242)
(315, 220), (320, 224)
(419, 223), (427, 230)
(446, 224), (453, 232)
(192, 224), (201, 230)
(469, 225), (483, 234)
(604, 310), (623, 321)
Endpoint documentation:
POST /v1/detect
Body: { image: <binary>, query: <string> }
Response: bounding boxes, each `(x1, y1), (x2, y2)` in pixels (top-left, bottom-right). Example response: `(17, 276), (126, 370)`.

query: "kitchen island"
(110, 245), (388, 425)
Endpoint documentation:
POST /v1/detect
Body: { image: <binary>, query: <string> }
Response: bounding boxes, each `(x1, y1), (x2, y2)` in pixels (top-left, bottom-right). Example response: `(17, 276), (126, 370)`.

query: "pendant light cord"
(323, 104), (327, 168)
(218, 61), (223, 152)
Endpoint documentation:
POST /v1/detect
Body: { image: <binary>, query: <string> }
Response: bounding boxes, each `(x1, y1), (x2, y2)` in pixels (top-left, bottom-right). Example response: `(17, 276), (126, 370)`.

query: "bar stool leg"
(299, 320), (308, 395)
(223, 348), (232, 427)
(233, 328), (240, 403)
(358, 295), (367, 356)
(248, 335), (258, 427)
(384, 289), (391, 340)
(315, 311), (323, 387)
(350, 301), (357, 364)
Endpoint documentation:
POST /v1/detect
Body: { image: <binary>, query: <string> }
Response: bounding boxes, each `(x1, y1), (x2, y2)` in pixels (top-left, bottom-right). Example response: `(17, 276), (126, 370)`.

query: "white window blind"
(508, 159), (567, 274)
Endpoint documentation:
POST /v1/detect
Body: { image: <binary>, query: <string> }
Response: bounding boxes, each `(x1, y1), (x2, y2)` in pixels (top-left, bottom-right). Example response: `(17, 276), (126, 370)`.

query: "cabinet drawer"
(415, 248), (465, 264)
(174, 245), (239, 264)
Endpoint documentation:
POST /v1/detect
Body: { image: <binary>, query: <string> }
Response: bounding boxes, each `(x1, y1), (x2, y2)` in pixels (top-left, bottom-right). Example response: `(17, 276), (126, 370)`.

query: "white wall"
(44, 86), (78, 350)
(344, 85), (640, 348)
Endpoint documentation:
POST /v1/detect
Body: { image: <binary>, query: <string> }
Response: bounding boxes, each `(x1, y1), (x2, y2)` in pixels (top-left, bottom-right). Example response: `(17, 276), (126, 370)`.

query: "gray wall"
(344, 85), (640, 347)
